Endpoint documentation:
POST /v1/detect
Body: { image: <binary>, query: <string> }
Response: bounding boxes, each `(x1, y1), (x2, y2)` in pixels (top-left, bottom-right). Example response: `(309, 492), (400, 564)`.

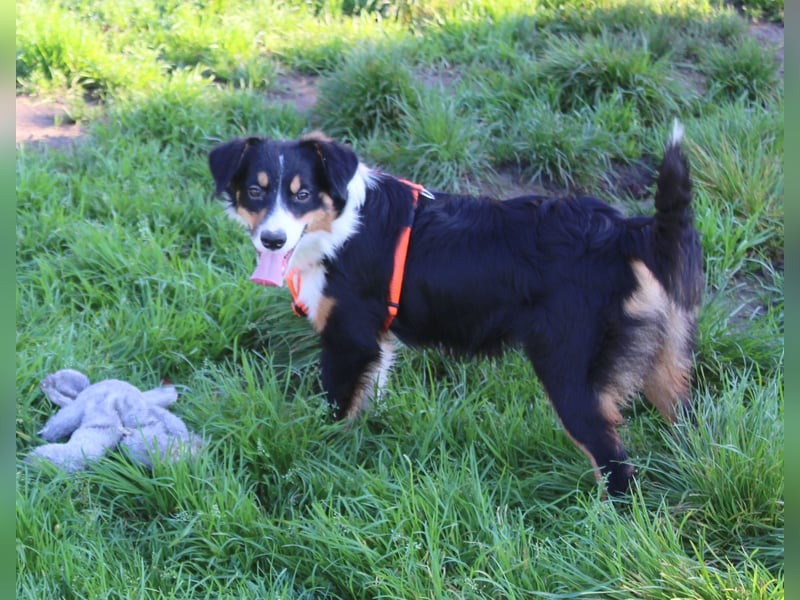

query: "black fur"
(209, 129), (703, 496)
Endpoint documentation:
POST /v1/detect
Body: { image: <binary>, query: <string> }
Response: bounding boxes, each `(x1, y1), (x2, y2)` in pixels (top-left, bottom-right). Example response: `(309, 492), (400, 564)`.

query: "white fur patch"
(292, 261), (328, 321)
(669, 120), (684, 147)
(375, 335), (397, 391)
(224, 200), (240, 223)
(346, 333), (398, 419)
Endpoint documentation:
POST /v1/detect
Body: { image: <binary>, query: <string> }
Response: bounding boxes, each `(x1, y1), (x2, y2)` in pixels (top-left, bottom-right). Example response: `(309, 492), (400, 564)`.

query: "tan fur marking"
(236, 207), (267, 232)
(624, 260), (668, 319)
(550, 393), (627, 496)
(346, 369), (377, 421)
(320, 192), (335, 212)
(562, 426), (632, 502)
(300, 130), (333, 143)
(313, 296), (336, 334)
(623, 260), (696, 423)
(300, 206), (335, 234)
(257, 171), (269, 188)
(598, 390), (625, 426)
(602, 259), (686, 423)
(290, 175), (301, 195)
(642, 305), (695, 422)
(564, 431), (602, 481)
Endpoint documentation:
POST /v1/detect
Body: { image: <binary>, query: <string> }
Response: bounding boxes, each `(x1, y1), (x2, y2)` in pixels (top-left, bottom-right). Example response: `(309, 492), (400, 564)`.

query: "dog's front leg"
(319, 334), (383, 421)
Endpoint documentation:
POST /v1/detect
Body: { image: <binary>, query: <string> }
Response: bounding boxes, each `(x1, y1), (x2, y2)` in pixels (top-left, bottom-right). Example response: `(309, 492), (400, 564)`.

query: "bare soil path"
(15, 96), (85, 147)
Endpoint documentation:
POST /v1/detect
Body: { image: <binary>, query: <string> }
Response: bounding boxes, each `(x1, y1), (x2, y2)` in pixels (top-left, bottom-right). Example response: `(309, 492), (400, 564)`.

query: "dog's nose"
(260, 229), (287, 251)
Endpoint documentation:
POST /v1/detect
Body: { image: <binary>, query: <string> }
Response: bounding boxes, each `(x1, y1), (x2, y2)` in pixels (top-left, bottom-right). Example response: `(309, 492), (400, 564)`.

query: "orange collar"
(286, 176), (430, 333)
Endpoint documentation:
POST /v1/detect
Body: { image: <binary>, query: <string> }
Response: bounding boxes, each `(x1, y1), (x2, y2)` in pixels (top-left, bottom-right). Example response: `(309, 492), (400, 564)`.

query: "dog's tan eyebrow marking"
(290, 175), (301, 195)
(257, 171), (269, 188)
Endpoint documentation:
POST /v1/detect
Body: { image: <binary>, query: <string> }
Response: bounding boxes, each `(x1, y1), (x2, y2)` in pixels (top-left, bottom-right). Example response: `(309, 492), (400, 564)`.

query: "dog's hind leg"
(556, 387), (633, 496)
(526, 347), (634, 495)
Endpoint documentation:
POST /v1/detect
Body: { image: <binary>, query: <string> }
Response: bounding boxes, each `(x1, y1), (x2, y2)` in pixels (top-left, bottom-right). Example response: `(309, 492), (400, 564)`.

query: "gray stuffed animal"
(28, 369), (201, 471)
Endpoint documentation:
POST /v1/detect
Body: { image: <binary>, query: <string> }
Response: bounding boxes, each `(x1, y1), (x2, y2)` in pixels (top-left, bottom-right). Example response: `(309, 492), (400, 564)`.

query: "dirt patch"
(749, 22), (784, 76)
(271, 74), (319, 114)
(477, 167), (549, 199)
(15, 96), (85, 148)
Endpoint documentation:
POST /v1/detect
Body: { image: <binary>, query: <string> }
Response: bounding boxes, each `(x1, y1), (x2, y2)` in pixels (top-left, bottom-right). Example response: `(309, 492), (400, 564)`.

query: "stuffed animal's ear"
(208, 137), (262, 196)
(299, 132), (359, 206)
(40, 369), (91, 407)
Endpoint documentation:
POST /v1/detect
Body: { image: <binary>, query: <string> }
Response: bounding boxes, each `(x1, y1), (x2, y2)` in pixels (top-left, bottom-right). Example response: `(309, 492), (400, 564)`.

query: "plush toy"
(28, 369), (202, 471)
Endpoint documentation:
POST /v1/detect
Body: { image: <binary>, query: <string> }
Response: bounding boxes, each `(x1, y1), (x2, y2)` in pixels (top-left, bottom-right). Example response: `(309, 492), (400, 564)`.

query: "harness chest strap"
(286, 177), (430, 332)
(286, 269), (307, 318)
(383, 177), (427, 331)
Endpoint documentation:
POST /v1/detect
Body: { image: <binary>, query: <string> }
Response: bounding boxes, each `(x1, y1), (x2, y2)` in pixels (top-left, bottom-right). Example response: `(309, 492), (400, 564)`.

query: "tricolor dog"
(208, 124), (703, 496)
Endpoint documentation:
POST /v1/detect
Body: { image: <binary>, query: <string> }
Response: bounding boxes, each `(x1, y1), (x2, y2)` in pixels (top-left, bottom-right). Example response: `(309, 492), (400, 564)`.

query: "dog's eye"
(295, 190), (311, 203)
(247, 185), (264, 200)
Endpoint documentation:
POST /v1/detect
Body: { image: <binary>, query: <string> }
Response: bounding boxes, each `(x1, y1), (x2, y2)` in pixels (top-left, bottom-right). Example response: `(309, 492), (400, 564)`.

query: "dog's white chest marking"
(294, 262), (327, 321)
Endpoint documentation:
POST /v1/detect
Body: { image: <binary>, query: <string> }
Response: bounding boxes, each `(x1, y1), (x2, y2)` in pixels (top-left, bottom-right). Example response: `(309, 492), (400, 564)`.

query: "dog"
(208, 123), (703, 496)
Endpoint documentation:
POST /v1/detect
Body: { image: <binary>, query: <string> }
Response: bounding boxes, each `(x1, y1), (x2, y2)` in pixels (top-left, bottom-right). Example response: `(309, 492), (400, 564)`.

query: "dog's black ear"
(299, 132), (359, 204)
(208, 137), (261, 196)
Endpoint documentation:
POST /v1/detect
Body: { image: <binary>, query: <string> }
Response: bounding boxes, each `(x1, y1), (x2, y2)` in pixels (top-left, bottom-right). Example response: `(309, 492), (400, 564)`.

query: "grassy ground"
(16, 0), (783, 597)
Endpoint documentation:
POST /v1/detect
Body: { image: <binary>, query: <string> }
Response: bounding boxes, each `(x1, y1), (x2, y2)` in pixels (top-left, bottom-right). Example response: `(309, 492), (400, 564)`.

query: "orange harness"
(286, 176), (428, 333)
(286, 268), (308, 319)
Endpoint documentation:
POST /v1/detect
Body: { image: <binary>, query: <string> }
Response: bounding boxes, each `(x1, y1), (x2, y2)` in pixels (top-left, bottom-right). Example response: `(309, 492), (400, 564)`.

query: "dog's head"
(209, 132), (367, 286)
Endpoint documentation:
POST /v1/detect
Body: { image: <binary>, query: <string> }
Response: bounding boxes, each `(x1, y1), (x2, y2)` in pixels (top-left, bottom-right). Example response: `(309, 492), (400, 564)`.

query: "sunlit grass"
(16, 0), (782, 597)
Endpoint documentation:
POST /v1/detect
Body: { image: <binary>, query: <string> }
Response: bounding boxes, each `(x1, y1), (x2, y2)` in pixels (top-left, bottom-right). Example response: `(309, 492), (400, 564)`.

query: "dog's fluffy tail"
(650, 120), (703, 309)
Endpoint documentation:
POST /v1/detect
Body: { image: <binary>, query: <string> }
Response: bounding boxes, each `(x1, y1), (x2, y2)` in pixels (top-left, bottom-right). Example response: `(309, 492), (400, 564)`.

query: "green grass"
(700, 37), (782, 104)
(315, 43), (420, 138)
(16, 0), (782, 597)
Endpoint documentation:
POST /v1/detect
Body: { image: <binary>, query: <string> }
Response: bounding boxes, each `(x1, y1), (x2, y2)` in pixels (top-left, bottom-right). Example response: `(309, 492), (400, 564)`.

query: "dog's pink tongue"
(250, 252), (286, 287)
